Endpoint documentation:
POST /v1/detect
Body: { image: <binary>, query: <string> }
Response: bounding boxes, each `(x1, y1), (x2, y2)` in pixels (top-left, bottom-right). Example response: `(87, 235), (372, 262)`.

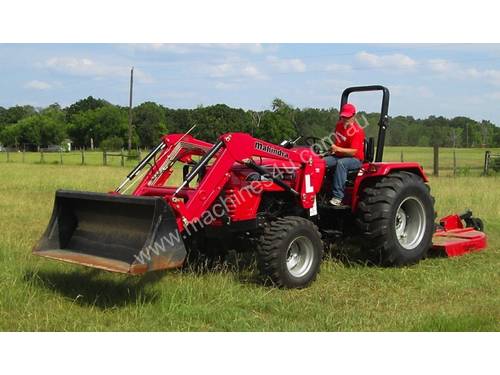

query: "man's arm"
(331, 144), (358, 157)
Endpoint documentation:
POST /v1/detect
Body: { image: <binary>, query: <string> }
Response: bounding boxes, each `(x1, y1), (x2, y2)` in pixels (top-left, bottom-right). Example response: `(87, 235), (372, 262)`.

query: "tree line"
(0, 96), (499, 151)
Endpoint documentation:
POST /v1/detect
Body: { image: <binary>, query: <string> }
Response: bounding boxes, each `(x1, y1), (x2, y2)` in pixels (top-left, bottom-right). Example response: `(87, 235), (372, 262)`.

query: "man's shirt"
(333, 120), (365, 161)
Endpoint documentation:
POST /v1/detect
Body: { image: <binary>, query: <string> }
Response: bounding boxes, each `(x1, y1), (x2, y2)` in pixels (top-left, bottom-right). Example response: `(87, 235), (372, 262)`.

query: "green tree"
(257, 98), (298, 143)
(417, 135), (430, 147)
(294, 107), (338, 140)
(100, 136), (124, 151)
(255, 111), (297, 144)
(133, 102), (168, 148)
(69, 105), (129, 148)
(0, 106), (6, 127)
(40, 108), (67, 146)
(190, 104), (252, 142)
(406, 123), (421, 146)
(65, 96), (109, 122)
(15, 116), (42, 146)
(164, 108), (192, 134)
(0, 125), (21, 147)
(0, 105), (36, 125)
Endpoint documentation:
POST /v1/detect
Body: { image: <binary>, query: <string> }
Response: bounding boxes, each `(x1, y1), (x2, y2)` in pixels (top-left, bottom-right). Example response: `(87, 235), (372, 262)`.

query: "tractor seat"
(346, 137), (374, 186)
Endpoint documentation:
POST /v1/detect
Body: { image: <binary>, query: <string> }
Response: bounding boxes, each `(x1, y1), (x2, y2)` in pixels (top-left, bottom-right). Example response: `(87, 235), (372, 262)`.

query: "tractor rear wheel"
(257, 216), (323, 288)
(356, 171), (435, 266)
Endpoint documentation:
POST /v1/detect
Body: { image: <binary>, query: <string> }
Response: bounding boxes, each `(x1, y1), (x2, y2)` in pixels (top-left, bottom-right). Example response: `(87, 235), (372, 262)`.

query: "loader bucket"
(33, 190), (186, 275)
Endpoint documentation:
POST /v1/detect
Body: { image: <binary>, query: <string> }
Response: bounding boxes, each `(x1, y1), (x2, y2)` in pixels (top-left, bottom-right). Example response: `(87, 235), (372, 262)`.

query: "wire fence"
(0, 149), (142, 168)
(384, 147), (499, 176)
(1, 146), (499, 176)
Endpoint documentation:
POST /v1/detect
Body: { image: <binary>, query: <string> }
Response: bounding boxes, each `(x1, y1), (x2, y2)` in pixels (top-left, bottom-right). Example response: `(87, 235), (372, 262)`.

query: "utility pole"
(451, 128), (457, 148)
(90, 127), (94, 150)
(481, 121), (488, 147)
(451, 128), (457, 176)
(128, 67), (134, 153)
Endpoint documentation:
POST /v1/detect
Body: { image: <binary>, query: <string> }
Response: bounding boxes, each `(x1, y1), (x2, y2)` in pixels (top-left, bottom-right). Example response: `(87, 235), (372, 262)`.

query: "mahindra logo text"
(255, 141), (289, 159)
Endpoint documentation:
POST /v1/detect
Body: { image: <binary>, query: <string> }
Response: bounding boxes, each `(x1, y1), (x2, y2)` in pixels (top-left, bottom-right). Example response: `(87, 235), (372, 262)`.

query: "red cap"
(340, 103), (356, 118)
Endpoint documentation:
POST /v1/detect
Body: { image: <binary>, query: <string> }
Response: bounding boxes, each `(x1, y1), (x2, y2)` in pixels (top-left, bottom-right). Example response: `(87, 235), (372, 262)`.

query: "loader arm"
(140, 132), (318, 227)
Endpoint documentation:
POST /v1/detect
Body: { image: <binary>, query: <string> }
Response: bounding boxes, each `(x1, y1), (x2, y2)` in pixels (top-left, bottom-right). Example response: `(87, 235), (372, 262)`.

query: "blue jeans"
(324, 156), (362, 200)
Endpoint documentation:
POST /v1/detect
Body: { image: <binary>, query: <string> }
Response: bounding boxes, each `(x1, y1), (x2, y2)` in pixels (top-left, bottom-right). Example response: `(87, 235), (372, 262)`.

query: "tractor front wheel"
(257, 216), (323, 288)
(356, 171), (435, 266)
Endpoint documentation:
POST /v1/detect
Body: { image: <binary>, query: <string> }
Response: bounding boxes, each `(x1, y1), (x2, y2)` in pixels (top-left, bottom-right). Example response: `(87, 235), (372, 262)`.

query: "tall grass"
(0, 162), (498, 331)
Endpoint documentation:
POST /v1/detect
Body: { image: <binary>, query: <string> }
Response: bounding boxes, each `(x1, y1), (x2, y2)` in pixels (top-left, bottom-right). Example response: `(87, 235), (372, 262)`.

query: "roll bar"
(341, 85), (390, 162)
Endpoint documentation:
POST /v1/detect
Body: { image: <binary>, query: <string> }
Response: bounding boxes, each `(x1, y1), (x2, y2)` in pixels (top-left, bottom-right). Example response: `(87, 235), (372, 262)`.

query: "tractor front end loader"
(33, 86), (487, 288)
(34, 131), (326, 285)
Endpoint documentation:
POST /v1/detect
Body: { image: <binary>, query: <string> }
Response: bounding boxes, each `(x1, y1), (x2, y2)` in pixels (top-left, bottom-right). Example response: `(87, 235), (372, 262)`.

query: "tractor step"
(318, 204), (351, 212)
(431, 227), (487, 257)
(320, 229), (343, 239)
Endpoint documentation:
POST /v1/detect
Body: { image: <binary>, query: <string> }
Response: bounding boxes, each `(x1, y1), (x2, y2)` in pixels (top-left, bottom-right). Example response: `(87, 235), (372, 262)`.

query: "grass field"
(0, 148), (499, 331)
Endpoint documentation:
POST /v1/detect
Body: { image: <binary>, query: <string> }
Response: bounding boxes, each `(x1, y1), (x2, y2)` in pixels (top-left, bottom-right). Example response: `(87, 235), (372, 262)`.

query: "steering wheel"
(304, 136), (329, 155)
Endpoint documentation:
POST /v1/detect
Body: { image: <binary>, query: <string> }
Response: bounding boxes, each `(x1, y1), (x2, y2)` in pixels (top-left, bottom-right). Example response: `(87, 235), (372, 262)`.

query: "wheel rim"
(394, 196), (426, 250)
(286, 236), (315, 278)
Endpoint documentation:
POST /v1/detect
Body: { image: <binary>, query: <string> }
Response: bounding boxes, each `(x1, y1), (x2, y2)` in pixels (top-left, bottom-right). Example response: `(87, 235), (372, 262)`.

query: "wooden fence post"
(433, 145), (439, 177)
(483, 150), (491, 176)
(400, 150), (404, 162)
(453, 149), (457, 177)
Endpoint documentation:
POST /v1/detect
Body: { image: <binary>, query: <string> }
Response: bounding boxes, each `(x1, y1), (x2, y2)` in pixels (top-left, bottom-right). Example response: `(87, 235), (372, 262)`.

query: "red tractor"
(34, 86), (487, 288)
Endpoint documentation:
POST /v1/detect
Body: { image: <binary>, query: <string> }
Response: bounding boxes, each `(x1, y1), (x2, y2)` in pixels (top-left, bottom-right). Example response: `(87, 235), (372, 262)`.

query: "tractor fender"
(350, 162), (429, 212)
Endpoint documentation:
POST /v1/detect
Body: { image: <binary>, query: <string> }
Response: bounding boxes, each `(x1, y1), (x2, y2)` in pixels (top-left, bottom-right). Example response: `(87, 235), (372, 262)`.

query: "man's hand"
(331, 144), (340, 154)
(331, 143), (357, 157)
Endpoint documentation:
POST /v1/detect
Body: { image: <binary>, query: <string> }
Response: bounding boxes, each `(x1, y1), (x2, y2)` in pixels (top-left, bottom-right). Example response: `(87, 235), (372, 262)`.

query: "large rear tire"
(257, 216), (323, 288)
(356, 171), (435, 266)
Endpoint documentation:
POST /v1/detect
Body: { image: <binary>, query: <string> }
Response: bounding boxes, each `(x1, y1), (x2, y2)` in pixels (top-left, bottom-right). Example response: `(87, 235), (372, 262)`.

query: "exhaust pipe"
(33, 190), (187, 274)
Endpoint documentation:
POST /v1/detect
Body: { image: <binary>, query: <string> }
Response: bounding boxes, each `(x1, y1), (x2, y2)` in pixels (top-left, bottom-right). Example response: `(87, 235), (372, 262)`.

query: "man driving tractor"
(324, 103), (365, 207)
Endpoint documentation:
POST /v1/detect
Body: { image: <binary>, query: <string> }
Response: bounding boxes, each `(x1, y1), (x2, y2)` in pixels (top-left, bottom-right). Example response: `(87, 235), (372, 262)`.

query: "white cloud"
(391, 84), (434, 98)
(158, 91), (195, 100)
(356, 51), (417, 70)
(427, 58), (457, 73)
(472, 68), (500, 85)
(485, 91), (500, 100)
(425, 58), (500, 86)
(44, 57), (153, 83)
(267, 56), (306, 72)
(241, 64), (265, 79)
(214, 82), (239, 90)
(207, 60), (267, 80)
(209, 62), (233, 78)
(324, 63), (352, 73)
(24, 80), (52, 90)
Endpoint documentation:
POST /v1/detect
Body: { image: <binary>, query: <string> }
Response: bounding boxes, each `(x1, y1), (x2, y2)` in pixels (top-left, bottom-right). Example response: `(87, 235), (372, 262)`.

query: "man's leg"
(323, 155), (338, 170)
(331, 157), (362, 201)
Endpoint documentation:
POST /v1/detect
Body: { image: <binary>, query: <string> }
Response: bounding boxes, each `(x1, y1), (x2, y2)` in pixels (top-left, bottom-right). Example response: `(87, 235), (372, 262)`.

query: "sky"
(1, 43), (500, 124)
